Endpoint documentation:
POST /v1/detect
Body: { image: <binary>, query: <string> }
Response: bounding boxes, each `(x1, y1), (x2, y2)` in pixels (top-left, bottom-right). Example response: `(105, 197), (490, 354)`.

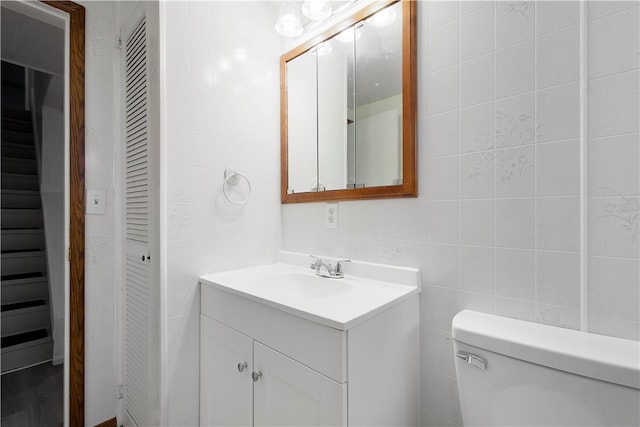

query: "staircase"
(1, 107), (53, 373)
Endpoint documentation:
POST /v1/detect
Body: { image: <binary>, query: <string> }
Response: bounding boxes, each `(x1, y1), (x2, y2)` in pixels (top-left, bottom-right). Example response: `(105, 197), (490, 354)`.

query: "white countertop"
(199, 252), (421, 330)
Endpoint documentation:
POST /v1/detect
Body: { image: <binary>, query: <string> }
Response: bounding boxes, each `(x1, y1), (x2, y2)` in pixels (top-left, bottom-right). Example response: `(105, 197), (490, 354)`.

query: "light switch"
(86, 189), (106, 215)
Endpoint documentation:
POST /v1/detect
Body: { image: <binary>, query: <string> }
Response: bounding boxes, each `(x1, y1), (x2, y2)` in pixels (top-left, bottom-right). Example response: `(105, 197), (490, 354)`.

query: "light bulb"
(302, 0), (332, 21)
(369, 6), (396, 27)
(276, 1), (303, 38)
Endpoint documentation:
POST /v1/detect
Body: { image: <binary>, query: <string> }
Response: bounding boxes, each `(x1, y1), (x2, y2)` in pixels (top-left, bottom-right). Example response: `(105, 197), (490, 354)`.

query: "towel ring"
(223, 168), (251, 205)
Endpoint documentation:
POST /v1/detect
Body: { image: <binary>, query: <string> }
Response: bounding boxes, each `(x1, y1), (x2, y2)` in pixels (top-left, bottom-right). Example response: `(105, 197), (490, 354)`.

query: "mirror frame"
(280, 0), (417, 204)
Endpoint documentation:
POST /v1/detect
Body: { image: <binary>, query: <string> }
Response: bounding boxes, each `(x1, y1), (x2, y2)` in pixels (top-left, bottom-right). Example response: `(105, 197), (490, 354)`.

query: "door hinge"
(68, 247), (71, 261)
(118, 384), (124, 399)
(117, 37), (123, 50)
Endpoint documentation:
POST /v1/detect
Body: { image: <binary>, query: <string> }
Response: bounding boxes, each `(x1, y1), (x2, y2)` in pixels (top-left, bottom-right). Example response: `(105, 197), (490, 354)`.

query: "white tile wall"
(161, 2), (282, 425)
(279, 2), (640, 425)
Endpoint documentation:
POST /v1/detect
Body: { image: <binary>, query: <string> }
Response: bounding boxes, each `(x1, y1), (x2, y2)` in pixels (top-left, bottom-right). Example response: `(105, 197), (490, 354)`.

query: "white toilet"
(452, 310), (640, 426)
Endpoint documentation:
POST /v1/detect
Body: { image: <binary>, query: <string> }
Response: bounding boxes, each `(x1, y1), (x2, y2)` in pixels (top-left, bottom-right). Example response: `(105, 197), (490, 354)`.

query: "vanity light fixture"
(369, 5), (396, 27)
(275, 1), (304, 38)
(302, 0), (332, 21)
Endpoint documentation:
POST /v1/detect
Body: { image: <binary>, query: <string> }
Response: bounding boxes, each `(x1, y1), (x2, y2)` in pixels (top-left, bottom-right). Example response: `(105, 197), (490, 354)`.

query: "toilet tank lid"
(452, 310), (640, 390)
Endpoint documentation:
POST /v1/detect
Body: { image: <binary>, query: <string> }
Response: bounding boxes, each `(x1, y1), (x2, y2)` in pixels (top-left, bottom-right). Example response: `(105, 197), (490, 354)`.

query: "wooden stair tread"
(1, 329), (49, 349)
(1, 299), (46, 313)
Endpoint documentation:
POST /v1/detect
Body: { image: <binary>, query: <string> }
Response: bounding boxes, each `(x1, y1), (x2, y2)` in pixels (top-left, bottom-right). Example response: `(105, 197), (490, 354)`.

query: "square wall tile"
(589, 196), (640, 258)
(460, 246), (494, 294)
(495, 198), (535, 249)
(536, 197), (580, 252)
(495, 145), (535, 198)
(536, 25), (580, 89)
(537, 82), (580, 143)
(461, 1), (492, 16)
(495, 93), (535, 148)
(426, 370), (463, 425)
(588, 134), (640, 197)
(536, 304), (580, 330)
(167, 125), (189, 166)
(495, 248), (535, 301)
(428, 1), (459, 30)
(460, 102), (494, 153)
(495, 1), (535, 49)
(460, 151), (494, 199)
(428, 66), (459, 115)
(536, 140), (580, 196)
(460, 200), (494, 246)
(588, 256), (640, 322)
(460, 54), (494, 107)
(588, 314), (640, 341)
(495, 297), (535, 322)
(496, 40), (535, 99)
(588, 70), (640, 139)
(426, 111), (459, 158)
(425, 156), (459, 201)
(428, 244), (460, 289)
(536, 1), (580, 35)
(588, 7), (640, 79)
(460, 290), (495, 313)
(428, 201), (460, 245)
(536, 251), (580, 309)
(430, 21), (459, 72)
(425, 285), (461, 332)
(460, 4), (494, 62)
(588, 1), (638, 21)
(424, 328), (456, 377)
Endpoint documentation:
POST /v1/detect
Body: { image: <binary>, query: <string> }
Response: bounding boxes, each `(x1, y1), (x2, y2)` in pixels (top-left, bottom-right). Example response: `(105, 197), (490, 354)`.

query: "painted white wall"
(40, 75), (65, 364)
(77, 1), (119, 424)
(282, 1), (640, 426)
(161, 2), (282, 424)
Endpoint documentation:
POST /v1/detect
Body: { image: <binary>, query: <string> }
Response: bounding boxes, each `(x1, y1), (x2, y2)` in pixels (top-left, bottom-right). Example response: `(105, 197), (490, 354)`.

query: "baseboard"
(94, 417), (117, 427)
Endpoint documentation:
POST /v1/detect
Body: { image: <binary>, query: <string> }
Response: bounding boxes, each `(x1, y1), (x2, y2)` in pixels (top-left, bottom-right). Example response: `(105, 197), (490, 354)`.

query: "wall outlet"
(325, 203), (338, 228)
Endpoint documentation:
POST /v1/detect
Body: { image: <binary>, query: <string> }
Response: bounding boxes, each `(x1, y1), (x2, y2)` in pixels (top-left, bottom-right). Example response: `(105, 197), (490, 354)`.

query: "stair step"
(1, 108), (31, 122)
(1, 331), (52, 373)
(1, 302), (50, 337)
(1, 129), (34, 145)
(1, 299), (46, 313)
(1, 208), (43, 229)
(1, 272), (44, 281)
(1, 156), (37, 174)
(0, 277), (48, 305)
(0, 251), (46, 277)
(1, 116), (32, 133)
(1, 190), (41, 209)
(1, 329), (48, 348)
(1, 142), (35, 160)
(1, 173), (39, 191)
(1, 229), (45, 252)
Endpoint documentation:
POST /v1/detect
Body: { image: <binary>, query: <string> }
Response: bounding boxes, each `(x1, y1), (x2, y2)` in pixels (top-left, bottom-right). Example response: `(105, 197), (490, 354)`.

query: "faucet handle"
(309, 254), (322, 269)
(335, 259), (351, 274)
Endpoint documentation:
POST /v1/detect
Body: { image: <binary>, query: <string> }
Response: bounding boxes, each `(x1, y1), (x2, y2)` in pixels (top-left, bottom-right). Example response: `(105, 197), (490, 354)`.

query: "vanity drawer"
(201, 283), (347, 383)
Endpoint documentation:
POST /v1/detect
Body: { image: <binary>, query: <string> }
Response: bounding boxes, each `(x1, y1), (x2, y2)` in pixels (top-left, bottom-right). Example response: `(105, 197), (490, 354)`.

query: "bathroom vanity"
(199, 251), (420, 426)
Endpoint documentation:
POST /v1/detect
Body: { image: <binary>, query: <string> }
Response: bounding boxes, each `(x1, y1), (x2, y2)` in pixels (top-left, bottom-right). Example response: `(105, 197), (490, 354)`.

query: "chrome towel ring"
(223, 168), (251, 205)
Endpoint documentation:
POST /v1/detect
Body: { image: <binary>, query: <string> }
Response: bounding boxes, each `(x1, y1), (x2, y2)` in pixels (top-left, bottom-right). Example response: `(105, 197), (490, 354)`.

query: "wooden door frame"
(40, 1), (85, 426)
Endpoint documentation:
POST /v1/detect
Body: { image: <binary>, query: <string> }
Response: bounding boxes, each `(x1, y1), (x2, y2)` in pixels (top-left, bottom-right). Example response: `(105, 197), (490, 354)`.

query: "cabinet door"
(200, 316), (253, 426)
(253, 342), (346, 426)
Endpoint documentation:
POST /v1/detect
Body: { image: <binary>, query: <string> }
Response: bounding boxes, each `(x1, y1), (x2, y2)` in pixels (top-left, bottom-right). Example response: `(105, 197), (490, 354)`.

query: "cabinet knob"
(237, 362), (248, 373)
(252, 371), (262, 382)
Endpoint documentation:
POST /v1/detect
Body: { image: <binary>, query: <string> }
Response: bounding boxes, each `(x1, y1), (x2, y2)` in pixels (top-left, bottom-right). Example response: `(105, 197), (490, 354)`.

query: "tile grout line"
(579, 0), (589, 332)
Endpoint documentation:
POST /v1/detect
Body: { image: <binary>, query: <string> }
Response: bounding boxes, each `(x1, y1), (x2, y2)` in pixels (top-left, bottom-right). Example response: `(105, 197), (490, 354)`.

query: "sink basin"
(199, 251), (421, 330)
(263, 272), (354, 298)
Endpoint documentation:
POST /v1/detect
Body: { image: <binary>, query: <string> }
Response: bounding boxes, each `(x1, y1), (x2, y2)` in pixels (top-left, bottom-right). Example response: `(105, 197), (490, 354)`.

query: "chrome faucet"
(309, 255), (351, 279)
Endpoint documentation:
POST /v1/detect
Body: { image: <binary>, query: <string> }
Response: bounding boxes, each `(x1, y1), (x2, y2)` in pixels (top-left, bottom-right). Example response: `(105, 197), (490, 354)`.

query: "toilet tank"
(452, 310), (640, 426)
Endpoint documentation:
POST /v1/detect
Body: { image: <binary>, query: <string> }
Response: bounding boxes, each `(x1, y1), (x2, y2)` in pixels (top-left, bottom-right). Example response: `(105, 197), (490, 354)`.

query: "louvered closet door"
(121, 6), (160, 426)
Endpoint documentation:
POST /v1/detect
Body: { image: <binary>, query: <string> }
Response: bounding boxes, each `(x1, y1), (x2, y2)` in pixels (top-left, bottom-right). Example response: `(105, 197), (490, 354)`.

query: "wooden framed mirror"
(280, 0), (416, 204)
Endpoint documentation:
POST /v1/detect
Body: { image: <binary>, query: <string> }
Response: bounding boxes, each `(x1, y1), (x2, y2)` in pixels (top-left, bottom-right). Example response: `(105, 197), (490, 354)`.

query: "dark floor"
(1, 362), (63, 427)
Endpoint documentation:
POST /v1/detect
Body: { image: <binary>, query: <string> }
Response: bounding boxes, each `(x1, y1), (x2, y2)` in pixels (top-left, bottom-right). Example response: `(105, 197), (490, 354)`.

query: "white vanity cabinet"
(200, 255), (420, 427)
(201, 315), (346, 427)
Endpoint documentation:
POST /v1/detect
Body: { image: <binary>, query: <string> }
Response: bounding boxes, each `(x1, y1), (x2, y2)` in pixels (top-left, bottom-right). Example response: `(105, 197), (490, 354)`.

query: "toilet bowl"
(452, 310), (640, 426)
